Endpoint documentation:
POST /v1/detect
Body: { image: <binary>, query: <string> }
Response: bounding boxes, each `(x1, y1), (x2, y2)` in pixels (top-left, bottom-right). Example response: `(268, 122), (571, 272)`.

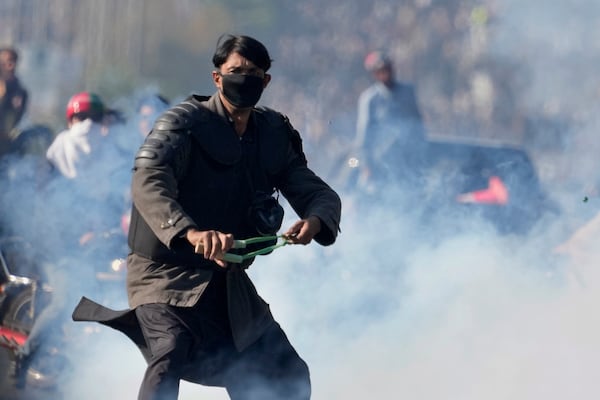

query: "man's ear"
(212, 70), (221, 87)
(263, 74), (271, 88)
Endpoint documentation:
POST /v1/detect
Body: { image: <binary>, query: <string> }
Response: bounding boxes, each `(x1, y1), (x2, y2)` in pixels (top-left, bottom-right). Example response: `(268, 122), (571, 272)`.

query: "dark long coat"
(72, 93), (341, 384)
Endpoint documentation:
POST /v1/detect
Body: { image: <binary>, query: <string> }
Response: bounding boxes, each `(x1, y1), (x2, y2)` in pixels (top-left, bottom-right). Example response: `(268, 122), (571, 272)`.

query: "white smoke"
(4, 1), (600, 399)
(56, 191), (600, 400)
(247, 197), (599, 400)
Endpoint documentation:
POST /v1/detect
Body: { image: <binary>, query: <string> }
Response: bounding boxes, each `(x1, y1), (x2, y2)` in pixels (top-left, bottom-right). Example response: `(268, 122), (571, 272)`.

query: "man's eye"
(225, 69), (263, 77)
(247, 70), (265, 77)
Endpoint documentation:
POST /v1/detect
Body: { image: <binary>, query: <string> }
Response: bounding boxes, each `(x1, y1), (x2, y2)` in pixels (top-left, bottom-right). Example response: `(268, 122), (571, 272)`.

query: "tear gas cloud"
(3, 0), (600, 399)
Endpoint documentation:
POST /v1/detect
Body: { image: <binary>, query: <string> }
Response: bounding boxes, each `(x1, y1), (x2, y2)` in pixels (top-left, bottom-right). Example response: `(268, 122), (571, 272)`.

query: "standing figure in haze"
(46, 92), (131, 272)
(136, 93), (170, 139)
(119, 93), (171, 235)
(73, 34), (342, 400)
(352, 50), (427, 191)
(0, 47), (29, 157)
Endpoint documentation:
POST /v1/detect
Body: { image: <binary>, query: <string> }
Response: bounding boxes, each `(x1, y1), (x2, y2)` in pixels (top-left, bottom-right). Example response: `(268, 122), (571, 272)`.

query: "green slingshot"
(196, 235), (291, 264)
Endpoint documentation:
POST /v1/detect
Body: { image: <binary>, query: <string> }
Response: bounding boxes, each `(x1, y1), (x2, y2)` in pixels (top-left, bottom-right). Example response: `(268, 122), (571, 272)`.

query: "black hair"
(72, 110), (104, 124)
(72, 109), (125, 125)
(212, 34), (272, 72)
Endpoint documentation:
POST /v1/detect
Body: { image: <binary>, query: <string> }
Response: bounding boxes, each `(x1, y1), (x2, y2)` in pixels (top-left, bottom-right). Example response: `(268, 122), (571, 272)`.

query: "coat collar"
(186, 92), (242, 165)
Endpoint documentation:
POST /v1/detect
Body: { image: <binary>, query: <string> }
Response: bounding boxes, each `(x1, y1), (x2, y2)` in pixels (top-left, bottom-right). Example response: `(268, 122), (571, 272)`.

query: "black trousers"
(135, 273), (310, 400)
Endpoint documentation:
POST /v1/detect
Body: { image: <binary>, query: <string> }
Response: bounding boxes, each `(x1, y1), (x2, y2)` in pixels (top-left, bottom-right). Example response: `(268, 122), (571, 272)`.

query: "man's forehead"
(222, 52), (257, 68)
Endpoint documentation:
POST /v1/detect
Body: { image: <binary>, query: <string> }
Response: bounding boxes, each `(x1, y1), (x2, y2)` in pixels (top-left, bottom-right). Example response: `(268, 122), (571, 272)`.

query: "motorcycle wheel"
(2, 289), (69, 390)
(2, 288), (36, 332)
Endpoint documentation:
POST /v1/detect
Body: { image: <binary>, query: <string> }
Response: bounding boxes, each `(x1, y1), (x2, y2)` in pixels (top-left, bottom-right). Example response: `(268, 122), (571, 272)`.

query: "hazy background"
(2, 0), (599, 195)
(2, 0), (600, 399)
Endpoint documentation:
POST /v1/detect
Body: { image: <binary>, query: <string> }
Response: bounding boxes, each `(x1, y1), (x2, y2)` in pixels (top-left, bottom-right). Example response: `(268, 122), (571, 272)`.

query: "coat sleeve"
(276, 127), (342, 246)
(130, 127), (197, 249)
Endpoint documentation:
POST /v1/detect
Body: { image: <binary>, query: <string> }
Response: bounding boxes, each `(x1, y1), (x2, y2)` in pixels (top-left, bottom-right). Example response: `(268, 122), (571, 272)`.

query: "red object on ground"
(0, 325), (28, 349)
(459, 176), (509, 205)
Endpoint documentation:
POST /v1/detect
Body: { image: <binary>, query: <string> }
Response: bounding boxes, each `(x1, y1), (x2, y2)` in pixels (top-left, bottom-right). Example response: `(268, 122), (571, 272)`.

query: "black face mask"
(220, 73), (265, 108)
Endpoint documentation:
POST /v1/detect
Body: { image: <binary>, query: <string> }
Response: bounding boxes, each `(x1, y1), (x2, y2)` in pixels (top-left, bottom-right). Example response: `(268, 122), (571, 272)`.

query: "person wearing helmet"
(45, 91), (129, 243)
(46, 91), (129, 299)
(351, 50), (427, 192)
(65, 91), (106, 125)
(46, 91), (122, 179)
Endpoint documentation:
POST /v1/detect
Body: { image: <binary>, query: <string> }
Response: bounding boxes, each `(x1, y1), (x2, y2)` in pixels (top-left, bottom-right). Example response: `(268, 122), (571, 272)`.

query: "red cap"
(66, 92), (105, 121)
(364, 51), (391, 72)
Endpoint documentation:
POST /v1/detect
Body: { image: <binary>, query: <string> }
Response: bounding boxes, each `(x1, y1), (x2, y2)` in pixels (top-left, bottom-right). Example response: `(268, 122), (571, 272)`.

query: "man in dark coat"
(0, 47), (28, 156)
(73, 34), (341, 400)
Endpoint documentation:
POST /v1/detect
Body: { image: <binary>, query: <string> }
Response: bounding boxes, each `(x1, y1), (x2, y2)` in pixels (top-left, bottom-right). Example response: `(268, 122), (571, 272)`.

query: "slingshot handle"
(193, 242), (244, 263)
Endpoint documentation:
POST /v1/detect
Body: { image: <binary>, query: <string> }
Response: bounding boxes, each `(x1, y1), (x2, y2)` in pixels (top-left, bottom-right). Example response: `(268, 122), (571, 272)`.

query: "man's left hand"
(284, 216), (321, 245)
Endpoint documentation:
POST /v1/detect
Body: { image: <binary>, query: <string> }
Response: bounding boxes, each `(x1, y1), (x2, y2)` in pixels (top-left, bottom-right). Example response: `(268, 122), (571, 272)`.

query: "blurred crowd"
(265, 1), (598, 197)
(3, 1), (596, 194)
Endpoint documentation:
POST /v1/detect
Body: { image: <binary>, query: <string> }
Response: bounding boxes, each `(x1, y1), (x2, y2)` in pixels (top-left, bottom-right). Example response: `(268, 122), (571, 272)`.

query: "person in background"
(0, 46), (29, 156)
(45, 91), (125, 179)
(352, 50), (428, 191)
(119, 93), (171, 235)
(46, 91), (130, 245)
(136, 93), (170, 139)
(73, 34), (341, 400)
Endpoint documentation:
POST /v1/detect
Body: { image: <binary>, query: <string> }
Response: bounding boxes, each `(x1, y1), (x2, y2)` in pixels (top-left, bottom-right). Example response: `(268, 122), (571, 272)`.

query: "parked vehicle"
(0, 235), (127, 391)
(419, 136), (559, 235)
(340, 135), (559, 236)
(0, 237), (62, 390)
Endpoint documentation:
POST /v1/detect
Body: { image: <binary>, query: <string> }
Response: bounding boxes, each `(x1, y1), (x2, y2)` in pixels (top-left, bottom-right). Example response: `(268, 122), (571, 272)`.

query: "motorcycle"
(0, 236), (63, 390)
(0, 233), (127, 391)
